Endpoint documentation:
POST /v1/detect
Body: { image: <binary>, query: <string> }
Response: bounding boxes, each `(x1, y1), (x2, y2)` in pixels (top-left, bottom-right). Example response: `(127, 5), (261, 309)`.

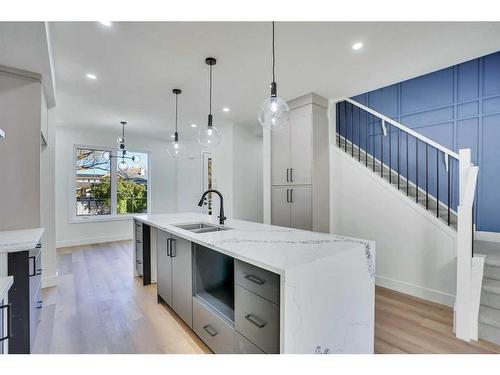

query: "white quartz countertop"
(0, 228), (44, 253)
(134, 213), (374, 276)
(0, 276), (13, 300)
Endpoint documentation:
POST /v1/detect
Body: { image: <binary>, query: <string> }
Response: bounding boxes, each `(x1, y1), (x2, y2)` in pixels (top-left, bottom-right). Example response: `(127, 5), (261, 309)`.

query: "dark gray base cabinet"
(7, 244), (42, 354)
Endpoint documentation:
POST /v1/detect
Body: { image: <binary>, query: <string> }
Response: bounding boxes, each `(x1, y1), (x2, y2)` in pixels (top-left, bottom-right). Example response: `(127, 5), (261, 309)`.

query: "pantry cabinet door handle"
(244, 274), (265, 285)
(290, 168), (293, 182)
(0, 304), (11, 342)
(286, 168), (289, 182)
(286, 189), (289, 203)
(245, 314), (267, 329)
(290, 189), (293, 203)
(166, 238), (171, 257)
(203, 324), (218, 337)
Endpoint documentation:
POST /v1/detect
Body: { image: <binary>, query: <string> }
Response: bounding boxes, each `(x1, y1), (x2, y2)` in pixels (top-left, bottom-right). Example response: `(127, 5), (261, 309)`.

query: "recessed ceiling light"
(191, 124), (197, 128)
(352, 42), (363, 51)
(99, 21), (112, 27)
(222, 107), (230, 112)
(86, 73), (97, 80)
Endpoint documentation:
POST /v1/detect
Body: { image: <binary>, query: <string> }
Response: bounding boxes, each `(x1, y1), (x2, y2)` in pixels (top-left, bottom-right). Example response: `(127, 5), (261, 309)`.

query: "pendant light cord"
(175, 92), (178, 133)
(209, 64), (213, 115)
(272, 21), (275, 83)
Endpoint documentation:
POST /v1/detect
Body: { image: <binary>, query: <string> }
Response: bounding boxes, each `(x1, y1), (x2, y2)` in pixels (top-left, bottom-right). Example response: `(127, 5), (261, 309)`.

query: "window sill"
(69, 214), (147, 224)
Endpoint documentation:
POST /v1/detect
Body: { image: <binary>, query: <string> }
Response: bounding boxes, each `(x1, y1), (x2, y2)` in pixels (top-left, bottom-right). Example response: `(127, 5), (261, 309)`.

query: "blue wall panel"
(342, 51), (500, 232)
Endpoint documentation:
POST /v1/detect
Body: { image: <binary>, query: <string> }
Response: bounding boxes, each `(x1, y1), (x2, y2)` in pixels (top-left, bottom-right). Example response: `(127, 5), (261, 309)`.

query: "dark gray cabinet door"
(156, 230), (172, 306)
(171, 235), (193, 328)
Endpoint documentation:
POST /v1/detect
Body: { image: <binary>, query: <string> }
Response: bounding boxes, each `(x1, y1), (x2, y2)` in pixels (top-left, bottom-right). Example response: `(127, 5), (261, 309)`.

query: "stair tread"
(483, 278), (500, 295)
(479, 305), (500, 328)
(483, 254), (500, 267)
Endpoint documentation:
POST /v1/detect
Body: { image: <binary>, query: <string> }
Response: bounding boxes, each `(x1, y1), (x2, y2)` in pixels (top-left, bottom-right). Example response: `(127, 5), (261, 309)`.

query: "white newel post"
(455, 149), (473, 341)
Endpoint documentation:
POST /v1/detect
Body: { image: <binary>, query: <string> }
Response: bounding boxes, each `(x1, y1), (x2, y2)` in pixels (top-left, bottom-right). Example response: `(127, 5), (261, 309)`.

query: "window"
(116, 151), (149, 215)
(74, 146), (150, 220)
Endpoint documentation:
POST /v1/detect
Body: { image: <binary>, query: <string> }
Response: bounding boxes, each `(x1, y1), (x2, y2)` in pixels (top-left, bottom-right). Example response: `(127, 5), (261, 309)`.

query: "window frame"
(70, 144), (152, 223)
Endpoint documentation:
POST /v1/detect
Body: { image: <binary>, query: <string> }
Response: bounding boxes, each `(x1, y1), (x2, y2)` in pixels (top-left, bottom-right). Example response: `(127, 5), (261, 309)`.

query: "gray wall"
(0, 71), (41, 230)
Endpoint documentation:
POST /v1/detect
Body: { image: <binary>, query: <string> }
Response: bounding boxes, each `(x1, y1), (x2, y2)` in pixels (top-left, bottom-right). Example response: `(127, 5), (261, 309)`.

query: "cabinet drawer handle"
(36, 268), (43, 276)
(244, 314), (267, 329)
(0, 304), (11, 342)
(136, 240), (142, 244)
(36, 300), (43, 309)
(29, 256), (36, 277)
(170, 238), (176, 258)
(202, 324), (218, 337)
(244, 274), (265, 285)
(166, 238), (171, 257)
(136, 260), (142, 264)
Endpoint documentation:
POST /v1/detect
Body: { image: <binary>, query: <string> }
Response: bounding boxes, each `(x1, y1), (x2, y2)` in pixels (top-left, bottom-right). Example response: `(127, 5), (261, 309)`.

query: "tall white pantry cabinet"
(271, 93), (329, 232)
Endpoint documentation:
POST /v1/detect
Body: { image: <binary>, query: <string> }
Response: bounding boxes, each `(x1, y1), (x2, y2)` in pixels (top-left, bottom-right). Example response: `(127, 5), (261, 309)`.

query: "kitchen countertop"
(0, 228), (44, 253)
(134, 213), (374, 277)
(0, 276), (13, 300)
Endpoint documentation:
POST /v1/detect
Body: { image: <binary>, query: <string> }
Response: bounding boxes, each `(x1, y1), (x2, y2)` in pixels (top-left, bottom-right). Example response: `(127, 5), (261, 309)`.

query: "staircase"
(336, 98), (482, 343)
(476, 240), (500, 345)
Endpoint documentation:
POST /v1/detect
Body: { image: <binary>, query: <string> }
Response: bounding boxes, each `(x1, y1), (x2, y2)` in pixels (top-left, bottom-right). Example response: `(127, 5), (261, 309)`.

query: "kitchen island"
(133, 213), (375, 354)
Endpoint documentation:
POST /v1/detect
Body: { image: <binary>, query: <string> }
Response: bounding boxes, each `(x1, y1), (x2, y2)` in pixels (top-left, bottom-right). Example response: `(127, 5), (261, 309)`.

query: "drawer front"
(235, 285), (279, 354)
(234, 260), (280, 304)
(30, 287), (42, 349)
(234, 332), (264, 354)
(193, 297), (235, 354)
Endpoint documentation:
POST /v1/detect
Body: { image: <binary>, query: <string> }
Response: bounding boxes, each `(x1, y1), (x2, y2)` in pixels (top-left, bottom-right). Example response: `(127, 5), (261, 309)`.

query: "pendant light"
(258, 21), (290, 130)
(103, 121), (140, 171)
(167, 89), (186, 158)
(198, 57), (221, 148)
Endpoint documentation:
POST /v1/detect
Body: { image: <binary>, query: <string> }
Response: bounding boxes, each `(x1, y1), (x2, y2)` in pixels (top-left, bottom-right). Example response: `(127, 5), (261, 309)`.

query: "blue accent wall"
(349, 51), (500, 233)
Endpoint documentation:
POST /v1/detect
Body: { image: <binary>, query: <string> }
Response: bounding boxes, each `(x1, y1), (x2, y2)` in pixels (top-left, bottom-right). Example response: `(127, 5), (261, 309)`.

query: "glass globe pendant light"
(167, 89), (186, 158)
(117, 121), (129, 171)
(258, 21), (290, 130)
(198, 57), (221, 148)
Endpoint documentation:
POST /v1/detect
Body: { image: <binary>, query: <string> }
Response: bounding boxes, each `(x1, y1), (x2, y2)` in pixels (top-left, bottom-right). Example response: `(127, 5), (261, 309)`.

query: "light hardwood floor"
(32, 240), (500, 354)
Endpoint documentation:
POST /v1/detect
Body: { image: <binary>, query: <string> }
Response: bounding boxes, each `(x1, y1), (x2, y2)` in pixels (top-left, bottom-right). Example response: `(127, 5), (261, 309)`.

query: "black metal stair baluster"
(365, 110), (368, 167)
(351, 104), (354, 157)
(406, 132), (409, 196)
(389, 123), (392, 184)
(336, 102), (340, 146)
(344, 101), (347, 152)
(447, 156), (451, 226)
(416, 139), (419, 204)
(380, 120), (384, 178)
(397, 128), (400, 190)
(358, 107), (361, 162)
(426, 143), (429, 211)
(372, 115), (375, 172)
(436, 148), (440, 219)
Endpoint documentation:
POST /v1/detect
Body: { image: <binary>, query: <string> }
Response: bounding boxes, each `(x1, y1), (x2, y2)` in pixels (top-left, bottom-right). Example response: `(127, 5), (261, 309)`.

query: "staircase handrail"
(344, 97), (460, 160)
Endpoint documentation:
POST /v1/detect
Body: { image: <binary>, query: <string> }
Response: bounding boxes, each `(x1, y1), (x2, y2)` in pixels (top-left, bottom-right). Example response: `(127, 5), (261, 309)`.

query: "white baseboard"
(376, 274), (455, 307)
(42, 273), (58, 288)
(56, 235), (132, 248)
(475, 231), (500, 243)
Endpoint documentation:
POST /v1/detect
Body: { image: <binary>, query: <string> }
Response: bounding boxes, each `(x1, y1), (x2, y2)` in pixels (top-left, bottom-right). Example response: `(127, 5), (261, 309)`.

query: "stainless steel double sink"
(173, 222), (232, 234)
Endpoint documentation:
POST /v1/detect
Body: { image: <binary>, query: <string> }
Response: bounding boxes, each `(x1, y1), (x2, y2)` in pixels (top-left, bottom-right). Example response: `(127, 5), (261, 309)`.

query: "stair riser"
(481, 292), (500, 310)
(484, 265), (500, 281)
(479, 323), (500, 346)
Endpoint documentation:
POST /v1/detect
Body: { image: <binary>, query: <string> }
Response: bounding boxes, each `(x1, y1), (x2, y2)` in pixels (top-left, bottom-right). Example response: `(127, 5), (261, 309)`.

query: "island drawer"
(234, 332), (264, 354)
(234, 260), (280, 304)
(193, 297), (235, 354)
(235, 285), (279, 354)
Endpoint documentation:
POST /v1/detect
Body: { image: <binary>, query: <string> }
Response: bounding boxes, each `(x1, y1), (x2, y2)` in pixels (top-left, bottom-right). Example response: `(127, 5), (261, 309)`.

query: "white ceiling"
(0, 22), (56, 107)
(47, 22), (500, 139)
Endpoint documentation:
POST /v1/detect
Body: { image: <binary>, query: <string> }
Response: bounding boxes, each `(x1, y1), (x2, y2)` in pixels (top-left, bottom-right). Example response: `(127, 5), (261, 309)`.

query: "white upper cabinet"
(289, 114), (312, 185)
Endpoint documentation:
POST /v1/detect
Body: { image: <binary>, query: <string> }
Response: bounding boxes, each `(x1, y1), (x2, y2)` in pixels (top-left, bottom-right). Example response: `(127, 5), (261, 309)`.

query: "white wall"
(177, 121), (235, 218)
(328, 102), (458, 306)
(55, 126), (177, 247)
(40, 95), (57, 287)
(233, 124), (263, 223)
